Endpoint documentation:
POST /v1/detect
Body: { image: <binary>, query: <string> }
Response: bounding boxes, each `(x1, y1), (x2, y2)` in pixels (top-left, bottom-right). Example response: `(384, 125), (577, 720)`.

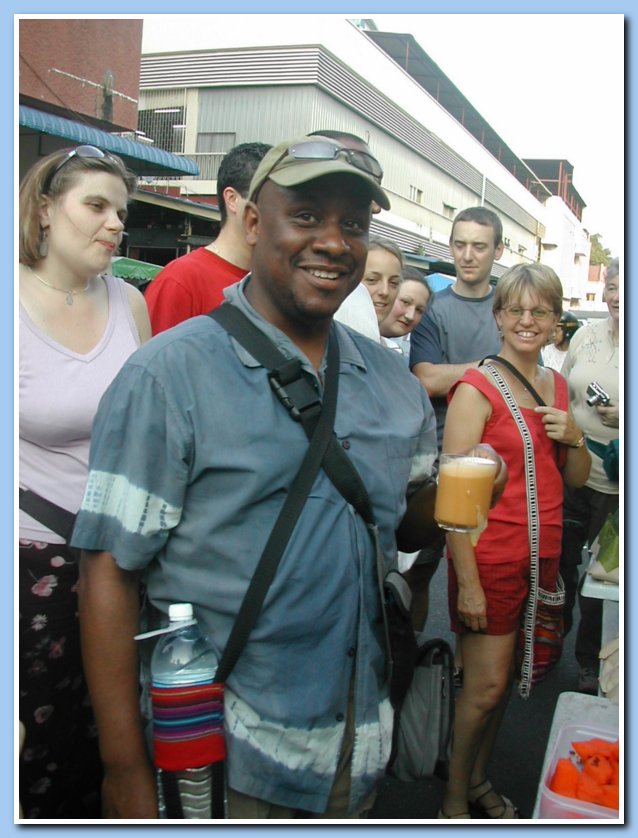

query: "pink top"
(19, 274), (141, 542)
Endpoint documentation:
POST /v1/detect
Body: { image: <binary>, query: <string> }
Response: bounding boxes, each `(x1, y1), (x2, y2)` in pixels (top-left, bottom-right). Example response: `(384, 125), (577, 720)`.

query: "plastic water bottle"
(150, 603), (225, 819)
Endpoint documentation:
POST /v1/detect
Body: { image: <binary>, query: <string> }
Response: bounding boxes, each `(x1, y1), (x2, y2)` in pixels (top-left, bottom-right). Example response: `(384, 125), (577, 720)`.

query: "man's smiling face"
(245, 173), (372, 330)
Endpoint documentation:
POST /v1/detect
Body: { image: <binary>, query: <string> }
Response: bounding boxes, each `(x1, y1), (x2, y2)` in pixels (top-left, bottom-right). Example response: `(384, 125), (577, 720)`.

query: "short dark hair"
(217, 142), (271, 225)
(451, 206), (503, 248)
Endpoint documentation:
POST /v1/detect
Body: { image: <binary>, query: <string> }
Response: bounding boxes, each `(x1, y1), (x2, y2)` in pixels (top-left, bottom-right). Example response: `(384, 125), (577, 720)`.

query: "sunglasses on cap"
(42, 145), (108, 194)
(269, 140), (384, 185)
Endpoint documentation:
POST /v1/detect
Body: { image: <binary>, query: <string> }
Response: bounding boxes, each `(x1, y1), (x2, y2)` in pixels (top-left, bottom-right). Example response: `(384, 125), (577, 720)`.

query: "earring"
(39, 227), (48, 258)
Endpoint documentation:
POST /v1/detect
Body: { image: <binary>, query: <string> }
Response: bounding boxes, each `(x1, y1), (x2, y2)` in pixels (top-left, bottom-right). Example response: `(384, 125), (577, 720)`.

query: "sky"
(141, 13), (624, 259)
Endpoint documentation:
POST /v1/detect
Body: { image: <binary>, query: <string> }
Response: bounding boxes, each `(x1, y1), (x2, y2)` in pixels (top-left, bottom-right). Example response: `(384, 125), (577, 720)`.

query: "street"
(369, 557), (583, 820)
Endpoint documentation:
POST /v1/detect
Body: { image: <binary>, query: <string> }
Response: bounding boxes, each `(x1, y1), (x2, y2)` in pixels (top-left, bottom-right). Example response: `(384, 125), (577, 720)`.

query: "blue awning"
(19, 105), (199, 177)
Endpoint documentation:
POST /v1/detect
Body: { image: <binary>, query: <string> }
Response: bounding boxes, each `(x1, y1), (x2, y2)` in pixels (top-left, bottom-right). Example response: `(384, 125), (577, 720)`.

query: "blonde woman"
(361, 237), (403, 324)
(439, 264), (590, 819)
(19, 146), (151, 817)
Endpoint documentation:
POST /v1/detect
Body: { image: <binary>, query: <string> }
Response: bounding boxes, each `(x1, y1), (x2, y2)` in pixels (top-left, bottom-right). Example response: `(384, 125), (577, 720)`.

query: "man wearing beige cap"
(72, 135), (444, 819)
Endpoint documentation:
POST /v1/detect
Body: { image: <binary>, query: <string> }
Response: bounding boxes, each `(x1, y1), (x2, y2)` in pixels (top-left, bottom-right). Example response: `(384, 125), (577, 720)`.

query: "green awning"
(19, 105), (199, 177)
(111, 256), (163, 283)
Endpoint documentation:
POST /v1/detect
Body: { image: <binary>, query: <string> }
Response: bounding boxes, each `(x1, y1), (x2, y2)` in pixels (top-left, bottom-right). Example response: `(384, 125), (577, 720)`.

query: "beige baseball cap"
(248, 135), (390, 211)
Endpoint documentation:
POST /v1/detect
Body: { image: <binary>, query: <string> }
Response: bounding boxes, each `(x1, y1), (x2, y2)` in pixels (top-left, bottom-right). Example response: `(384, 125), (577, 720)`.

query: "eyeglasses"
(268, 140), (384, 186)
(42, 145), (107, 194)
(501, 305), (554, 321)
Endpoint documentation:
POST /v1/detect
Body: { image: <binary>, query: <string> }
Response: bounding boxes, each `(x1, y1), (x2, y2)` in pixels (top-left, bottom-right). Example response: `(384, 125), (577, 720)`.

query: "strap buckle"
(268, 360), (322, 422)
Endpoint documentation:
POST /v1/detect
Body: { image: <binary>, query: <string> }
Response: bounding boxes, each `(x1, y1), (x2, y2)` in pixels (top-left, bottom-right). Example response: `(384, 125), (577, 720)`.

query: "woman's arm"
(534, 405), (592, 487)
(126, 283), (152, 344)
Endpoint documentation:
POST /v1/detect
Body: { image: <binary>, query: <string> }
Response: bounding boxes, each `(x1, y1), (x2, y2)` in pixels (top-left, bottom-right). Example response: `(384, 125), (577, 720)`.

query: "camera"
(586, 381), (611, 407)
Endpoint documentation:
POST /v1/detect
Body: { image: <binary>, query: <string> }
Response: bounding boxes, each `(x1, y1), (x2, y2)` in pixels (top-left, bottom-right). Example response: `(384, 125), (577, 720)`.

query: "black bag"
(383, 570), (418, 708)
(387, 636), (455, 782)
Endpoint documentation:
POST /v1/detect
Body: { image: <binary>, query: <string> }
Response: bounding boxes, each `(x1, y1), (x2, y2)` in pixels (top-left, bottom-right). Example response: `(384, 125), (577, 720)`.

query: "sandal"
(468, 780), (519, 819)
(438, 807), (471, 819)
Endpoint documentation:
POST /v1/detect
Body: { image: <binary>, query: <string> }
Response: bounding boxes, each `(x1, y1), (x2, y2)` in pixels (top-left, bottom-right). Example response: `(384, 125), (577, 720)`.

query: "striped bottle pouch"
(516, 575), (565, 692)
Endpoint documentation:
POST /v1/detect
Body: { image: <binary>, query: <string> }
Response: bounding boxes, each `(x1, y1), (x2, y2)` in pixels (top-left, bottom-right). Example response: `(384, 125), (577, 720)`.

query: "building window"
(409, 185), (423, 204)
(442, 203), (456, 220)
(196, 132), (236, 154)
(138, 107), (186, 154)
(193, 133), (236, 180)
(518, 244), (527, 255)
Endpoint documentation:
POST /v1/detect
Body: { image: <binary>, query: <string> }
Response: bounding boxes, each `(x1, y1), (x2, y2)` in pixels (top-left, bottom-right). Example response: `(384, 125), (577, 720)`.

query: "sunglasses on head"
(42, 145), (108, 194)
(265, 140), (384, 189)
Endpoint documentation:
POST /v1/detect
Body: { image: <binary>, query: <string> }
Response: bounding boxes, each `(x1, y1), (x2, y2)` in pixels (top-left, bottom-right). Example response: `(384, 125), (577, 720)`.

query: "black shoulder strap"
(211, 303), (323, 429)
(200, 304), (380, 819)
(480, 354), (546, 406)
(210, 304), (376, 524)
(19, 488), (77, 542)
(210, 305), (341, 683)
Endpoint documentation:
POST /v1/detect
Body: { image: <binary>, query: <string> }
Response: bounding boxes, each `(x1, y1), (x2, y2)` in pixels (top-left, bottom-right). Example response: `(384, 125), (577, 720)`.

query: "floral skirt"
(19, 539), (103, 819)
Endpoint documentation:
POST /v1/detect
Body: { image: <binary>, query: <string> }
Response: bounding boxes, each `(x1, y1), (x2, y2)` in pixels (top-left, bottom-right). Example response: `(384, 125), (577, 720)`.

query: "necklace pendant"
(65, 292), (74, 305)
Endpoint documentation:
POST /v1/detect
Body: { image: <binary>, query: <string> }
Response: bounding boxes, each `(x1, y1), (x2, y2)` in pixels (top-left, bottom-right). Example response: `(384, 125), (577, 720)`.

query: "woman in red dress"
(438, 264), (591, 819)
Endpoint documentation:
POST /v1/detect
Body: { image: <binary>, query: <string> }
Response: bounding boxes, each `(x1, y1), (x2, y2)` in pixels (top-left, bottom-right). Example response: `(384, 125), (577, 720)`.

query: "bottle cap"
(168, 603), (194, 622)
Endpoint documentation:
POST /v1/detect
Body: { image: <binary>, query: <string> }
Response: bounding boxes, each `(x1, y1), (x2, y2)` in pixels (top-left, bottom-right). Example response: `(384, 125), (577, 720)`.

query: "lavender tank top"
(19, 274), (141, 542)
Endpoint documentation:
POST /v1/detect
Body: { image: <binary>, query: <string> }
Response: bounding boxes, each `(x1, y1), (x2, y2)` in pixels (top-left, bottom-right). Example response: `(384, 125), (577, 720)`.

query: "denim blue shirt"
(73, 277), (436, 814)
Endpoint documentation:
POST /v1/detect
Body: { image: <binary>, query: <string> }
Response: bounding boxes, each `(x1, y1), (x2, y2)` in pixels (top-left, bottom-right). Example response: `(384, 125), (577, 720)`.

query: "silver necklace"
(28, 266), (91, 305)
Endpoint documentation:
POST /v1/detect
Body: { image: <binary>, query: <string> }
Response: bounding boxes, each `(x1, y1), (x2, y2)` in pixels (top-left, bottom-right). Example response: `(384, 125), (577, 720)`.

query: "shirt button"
(347, 647), (356, 657)
(341, 439), (351, 450)
(336, 713), (345, 722)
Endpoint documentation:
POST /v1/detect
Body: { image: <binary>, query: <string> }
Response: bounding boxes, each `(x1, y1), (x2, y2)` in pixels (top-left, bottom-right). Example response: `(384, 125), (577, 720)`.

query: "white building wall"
(542, 196), (592, 307)
(141, 15), (590, 292)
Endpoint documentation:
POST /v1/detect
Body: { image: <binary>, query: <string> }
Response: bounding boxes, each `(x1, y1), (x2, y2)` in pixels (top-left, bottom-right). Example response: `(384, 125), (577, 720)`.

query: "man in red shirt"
(145, 142), (271, 334)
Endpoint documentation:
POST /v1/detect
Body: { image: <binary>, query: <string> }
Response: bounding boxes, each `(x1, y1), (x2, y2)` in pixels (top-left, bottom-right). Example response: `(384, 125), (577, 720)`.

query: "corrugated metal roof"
(134, 189), (220, 221)
(140, 46), (535, 234)
(19, 104), (200, 177)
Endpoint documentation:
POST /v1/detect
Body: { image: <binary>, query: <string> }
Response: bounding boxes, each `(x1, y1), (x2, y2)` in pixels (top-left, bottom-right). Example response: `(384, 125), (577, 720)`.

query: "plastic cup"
(434, 453), (498, 532)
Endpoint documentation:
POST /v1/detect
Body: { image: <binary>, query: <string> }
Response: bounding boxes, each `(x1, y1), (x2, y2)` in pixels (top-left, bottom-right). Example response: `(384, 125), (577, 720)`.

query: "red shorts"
(448, 554), (560, 636)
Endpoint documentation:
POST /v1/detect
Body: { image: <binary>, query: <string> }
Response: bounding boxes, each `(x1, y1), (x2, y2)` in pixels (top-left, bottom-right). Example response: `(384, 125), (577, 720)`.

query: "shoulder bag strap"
(19, 488), (77, 542)
(210, 305), (396, 703)
(211, 309), (340, 684)
(483, 363), (539, 700)
(480, 354), (546, 406)
(210, 304), (376, 524)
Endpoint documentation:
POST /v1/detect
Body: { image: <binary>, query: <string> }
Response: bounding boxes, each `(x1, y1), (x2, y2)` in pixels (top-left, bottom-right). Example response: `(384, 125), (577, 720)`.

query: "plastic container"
(539, 723), (620, 819)
(151, 603), (224, 819)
